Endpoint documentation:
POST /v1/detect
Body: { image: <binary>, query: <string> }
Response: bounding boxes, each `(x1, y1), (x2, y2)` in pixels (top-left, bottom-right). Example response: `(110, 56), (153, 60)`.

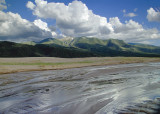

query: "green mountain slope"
(0, 37), (160, 57)
(34, 37), (160, 57)
(41, 37), (160, 56)
(22, 41), (36, 45)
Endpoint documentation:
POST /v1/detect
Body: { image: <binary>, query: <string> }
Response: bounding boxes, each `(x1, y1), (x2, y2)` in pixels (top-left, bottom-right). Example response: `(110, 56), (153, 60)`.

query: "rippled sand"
(0, 62), (160, 113)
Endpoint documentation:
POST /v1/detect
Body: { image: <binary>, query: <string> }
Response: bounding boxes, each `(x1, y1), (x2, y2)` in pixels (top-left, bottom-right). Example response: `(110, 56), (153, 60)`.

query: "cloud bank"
(109, 17), (160, 42)
(0, 11), (52, 42)
(26, 0), (160, 43)
(0, 0), (159, 44)
(27, 0), (113, 38)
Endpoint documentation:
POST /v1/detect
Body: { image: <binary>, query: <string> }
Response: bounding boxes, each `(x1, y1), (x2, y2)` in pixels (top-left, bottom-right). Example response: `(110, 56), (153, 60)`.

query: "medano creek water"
(0, 62), (160, 114)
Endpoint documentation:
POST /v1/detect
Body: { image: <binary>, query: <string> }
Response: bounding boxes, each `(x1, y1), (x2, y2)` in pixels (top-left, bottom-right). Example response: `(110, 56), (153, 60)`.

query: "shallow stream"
(0, 62), (160, 114)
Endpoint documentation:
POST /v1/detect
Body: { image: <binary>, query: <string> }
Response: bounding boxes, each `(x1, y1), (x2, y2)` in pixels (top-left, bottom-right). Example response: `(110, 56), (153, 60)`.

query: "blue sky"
(1, 0), (160, 45)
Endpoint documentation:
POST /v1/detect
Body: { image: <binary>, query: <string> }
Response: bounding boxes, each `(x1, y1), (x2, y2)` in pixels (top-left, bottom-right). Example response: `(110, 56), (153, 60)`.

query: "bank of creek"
(0, 62), (160, 114)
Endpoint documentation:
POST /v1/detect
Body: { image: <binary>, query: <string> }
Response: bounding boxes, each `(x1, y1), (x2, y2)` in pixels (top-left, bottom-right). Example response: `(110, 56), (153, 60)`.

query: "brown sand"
(0, 57), (160, 74)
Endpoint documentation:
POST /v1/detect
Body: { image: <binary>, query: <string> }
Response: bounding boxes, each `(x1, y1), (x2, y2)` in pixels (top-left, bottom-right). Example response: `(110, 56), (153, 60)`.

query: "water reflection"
(0, 62), (160, 113)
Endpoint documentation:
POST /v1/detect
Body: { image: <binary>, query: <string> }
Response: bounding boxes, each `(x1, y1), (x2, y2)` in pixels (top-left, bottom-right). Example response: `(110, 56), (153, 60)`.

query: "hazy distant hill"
(1, 37), (160, 57)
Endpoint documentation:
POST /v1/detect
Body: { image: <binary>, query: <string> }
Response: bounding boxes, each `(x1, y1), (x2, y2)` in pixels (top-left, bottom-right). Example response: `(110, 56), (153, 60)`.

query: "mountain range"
(0, 37), (160, 57)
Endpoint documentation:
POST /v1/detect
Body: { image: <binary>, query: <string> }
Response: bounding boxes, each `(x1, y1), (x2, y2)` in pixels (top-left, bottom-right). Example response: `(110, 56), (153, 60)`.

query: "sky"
(0, 0), (160, 45)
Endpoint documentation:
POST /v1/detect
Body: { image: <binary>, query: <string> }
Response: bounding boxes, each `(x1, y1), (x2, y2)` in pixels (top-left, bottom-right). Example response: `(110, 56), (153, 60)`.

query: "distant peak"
(38, 38), (56, 43)
(60, 37), (74, 41)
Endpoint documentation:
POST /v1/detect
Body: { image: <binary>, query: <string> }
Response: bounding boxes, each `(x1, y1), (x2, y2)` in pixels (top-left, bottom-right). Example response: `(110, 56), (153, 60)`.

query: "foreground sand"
(0, 57), (160, 74)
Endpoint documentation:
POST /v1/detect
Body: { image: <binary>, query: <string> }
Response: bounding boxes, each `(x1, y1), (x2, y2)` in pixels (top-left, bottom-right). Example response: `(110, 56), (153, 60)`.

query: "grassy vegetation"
(0, 57), (160, 74)
(0, 60), (93, 65)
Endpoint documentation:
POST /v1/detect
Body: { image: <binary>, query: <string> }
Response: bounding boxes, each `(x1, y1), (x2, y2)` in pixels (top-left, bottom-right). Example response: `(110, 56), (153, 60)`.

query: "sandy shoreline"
(0, 57), (160, 74)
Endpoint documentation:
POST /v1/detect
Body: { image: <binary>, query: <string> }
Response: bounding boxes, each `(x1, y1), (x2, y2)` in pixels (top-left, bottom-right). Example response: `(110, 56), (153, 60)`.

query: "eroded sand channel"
(0, 62), (160, 114)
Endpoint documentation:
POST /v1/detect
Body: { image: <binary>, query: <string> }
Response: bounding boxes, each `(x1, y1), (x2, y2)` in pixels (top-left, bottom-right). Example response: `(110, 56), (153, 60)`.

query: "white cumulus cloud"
(0, 11), (53, 42)
(26, 1), (35, 10)
(109, 17), (160, 43)
(34, 19), (57, 37)
(27, 0), (113, 37)
(34, 19), (50, 31)
(147, 8), (160, 22)
(0, 0), (158, 44)
(110, 17), (143, 34)
(26, 0), (160, 44)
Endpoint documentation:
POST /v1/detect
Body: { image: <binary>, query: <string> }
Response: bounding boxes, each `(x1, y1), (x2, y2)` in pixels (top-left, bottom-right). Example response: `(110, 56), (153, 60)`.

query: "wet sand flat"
(0, 62), (160, 113)
(0, 57), (160, 74)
